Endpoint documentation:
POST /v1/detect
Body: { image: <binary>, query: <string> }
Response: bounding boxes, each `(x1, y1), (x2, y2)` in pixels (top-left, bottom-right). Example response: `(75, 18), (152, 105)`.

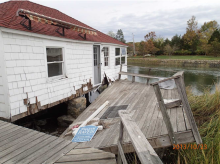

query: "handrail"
(152, 71), (202, 145)
(150, 71), (184, 86)
(117, 111), (163, 164)
(124, 64), (177, 73)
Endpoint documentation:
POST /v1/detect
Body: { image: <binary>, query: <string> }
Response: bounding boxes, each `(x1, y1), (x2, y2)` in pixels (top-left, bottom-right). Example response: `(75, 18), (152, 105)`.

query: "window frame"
(45, 46), (66, 81)
(103, 47), (109, 67)
(115, 47), (126, 66)
(115, 48), (121, 66)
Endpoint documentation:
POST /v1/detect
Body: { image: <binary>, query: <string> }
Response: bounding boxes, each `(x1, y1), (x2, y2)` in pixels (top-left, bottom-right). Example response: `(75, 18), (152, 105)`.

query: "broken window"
(103, 47), (109, 66)
(46, 48), (64, 77)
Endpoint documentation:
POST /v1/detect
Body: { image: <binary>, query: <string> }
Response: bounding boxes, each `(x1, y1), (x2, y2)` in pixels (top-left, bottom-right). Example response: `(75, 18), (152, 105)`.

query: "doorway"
(93, 45), (101, 85)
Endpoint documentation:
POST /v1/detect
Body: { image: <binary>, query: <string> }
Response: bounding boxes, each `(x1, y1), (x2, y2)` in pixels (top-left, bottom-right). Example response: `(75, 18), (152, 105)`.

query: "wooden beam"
(117, 121), (127, 164)
(119, 111), (163, 164)
(118, 142), (128, 164)
(132, 76), (135, 83)
(174, 76), (202, 144)
(101, 130), (195, 154)
(165, 99), (182, 109)
(118, 71), (159, 79)
(118, 64), (122, 80)
(146, 68), (151, 85)
(153, 84), (177, 145)
(150, 71), (184, 86)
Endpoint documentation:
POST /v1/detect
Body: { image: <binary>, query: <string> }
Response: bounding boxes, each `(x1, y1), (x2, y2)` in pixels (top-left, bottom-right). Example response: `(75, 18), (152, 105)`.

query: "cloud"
(1, 0), (219, 42)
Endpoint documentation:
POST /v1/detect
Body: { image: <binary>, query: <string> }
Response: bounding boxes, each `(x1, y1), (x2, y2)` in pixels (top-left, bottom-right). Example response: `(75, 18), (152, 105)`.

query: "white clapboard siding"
(0, 30), (127, 119)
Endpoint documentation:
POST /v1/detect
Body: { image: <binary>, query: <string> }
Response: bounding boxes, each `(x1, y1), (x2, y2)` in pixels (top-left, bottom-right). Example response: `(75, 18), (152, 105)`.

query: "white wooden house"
(0, 0), (127, 121)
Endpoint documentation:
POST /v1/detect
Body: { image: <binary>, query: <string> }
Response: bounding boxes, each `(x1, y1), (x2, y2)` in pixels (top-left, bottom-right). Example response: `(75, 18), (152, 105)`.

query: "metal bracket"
(20, 17), (31, 30)
(78, 33), (86, 40)
(56, 27), (65, 36)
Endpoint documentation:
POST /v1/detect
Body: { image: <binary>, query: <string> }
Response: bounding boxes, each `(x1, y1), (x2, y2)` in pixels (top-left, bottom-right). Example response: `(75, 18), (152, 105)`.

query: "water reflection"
(127, 64), (220, 95)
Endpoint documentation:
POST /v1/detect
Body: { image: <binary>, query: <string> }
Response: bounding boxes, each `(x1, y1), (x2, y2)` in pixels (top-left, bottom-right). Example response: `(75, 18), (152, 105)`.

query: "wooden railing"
(118, 65), (202, 147)
(118, 64), (176, 84)
(151, 71), (202, 145)
(117, 111), (163, 164)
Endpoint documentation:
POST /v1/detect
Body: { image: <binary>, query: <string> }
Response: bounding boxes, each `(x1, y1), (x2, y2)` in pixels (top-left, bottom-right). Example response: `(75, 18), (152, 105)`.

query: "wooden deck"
(0, 120), (116, 164)
(63, 79), (195, 154)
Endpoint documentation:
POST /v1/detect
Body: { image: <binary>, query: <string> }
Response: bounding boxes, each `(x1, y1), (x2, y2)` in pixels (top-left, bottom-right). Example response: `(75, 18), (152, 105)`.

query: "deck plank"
(0, 130), (38, 152)
(17, 138), (65, 164)
(0, 133), (47, 163)
(56, 152), (115, 162)
(5, 136), (58, 164)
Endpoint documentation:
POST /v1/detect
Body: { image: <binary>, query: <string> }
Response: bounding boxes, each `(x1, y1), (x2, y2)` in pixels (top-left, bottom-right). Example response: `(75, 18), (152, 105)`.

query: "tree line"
(126, 16), (220, 57)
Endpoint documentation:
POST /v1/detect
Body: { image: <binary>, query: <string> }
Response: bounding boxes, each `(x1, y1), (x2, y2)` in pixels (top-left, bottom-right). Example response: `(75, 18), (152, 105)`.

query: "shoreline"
(128, 58), (220, 68)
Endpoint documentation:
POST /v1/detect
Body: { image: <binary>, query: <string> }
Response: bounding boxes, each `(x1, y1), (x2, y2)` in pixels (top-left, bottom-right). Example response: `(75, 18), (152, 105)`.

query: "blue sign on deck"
(72, 125), (98, 142)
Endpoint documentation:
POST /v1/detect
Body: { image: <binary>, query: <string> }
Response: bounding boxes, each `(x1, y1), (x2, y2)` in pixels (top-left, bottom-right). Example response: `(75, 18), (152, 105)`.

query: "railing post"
(118, 64), (122, 80)
(117, 121), (128, 164)
(146, 68), (151, 85)
(174, 76), (202, 144)
(132, 76), (135, 83)
(153, 84), (177, 145)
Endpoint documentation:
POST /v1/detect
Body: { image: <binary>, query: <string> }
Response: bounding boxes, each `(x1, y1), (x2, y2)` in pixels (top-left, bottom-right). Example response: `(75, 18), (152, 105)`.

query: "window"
(103, 47), (109, 66)
(121, 47), (126, 64)
(94, 47), (98, 66)
(115, 47), (126, 66)
(115, 48), (121, 65)
(46, 48), (64, 78)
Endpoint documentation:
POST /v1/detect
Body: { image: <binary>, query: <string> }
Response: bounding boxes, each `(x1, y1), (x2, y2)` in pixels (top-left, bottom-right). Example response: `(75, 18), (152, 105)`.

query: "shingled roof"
(0, 0), (126, 46)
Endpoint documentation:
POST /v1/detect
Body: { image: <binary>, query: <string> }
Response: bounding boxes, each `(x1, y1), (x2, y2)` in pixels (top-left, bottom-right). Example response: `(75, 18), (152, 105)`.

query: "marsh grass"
(178, 84), (220, 164)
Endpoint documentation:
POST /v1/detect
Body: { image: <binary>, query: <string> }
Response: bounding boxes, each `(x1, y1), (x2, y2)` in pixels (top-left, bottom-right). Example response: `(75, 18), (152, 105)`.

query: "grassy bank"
(129, 55), (220, 60)
(177, 85), (220, 164)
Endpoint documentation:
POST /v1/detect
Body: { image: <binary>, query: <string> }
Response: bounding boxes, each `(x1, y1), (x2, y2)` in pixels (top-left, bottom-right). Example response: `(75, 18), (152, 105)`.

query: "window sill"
(47, 75), (67, 83)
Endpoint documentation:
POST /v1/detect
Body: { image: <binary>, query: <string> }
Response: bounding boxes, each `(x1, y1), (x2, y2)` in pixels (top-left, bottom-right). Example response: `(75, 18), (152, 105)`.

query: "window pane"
(115, 57), (120, 65)
(121, 57), (125, 64)
(48, 63), (63, 77)
(121, 48), (126, 55)
(47, 48), (63, 62)
(115, 48), (120, 56)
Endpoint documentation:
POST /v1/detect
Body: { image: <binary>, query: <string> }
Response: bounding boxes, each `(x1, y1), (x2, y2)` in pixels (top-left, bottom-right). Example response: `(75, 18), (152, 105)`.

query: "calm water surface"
(127, 64), (220, 95)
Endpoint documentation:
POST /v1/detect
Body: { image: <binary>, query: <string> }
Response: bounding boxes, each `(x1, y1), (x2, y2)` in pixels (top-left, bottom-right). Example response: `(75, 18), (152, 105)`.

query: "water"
(127, 64), (220, 95)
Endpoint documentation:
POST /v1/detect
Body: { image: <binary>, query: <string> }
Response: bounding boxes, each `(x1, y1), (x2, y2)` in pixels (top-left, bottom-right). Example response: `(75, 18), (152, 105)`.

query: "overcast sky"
(2, 0), (220, 42)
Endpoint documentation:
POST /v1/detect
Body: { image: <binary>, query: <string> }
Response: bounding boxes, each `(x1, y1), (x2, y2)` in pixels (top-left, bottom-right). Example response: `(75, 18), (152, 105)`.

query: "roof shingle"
(0, 0), (126, 46)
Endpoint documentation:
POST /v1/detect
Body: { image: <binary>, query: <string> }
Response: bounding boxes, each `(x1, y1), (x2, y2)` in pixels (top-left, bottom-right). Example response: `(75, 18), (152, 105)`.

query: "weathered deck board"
(0, 120), (116, 164)
(63, 79), (194, 153)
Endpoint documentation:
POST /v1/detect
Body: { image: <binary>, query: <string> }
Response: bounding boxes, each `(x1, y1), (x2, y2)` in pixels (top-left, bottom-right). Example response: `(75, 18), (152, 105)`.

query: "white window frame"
(45, 46), (66, 82)
(115, 47), (126, 66)
(115, 48), (121, 66)
(103, 47), (109, 67)
(121, 47), (126, 65)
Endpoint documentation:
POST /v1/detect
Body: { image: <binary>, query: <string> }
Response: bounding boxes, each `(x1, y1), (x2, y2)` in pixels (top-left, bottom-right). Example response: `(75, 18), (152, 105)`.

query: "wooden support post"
(146, 68), (151, 85)
(174, 76), (202, 144)
(153, 84), (177, 145)
(132, 76), (135, 83)
(119, 111), (163, 164)
(118, 64), (122, 80)
(117, 121), (127, 164)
